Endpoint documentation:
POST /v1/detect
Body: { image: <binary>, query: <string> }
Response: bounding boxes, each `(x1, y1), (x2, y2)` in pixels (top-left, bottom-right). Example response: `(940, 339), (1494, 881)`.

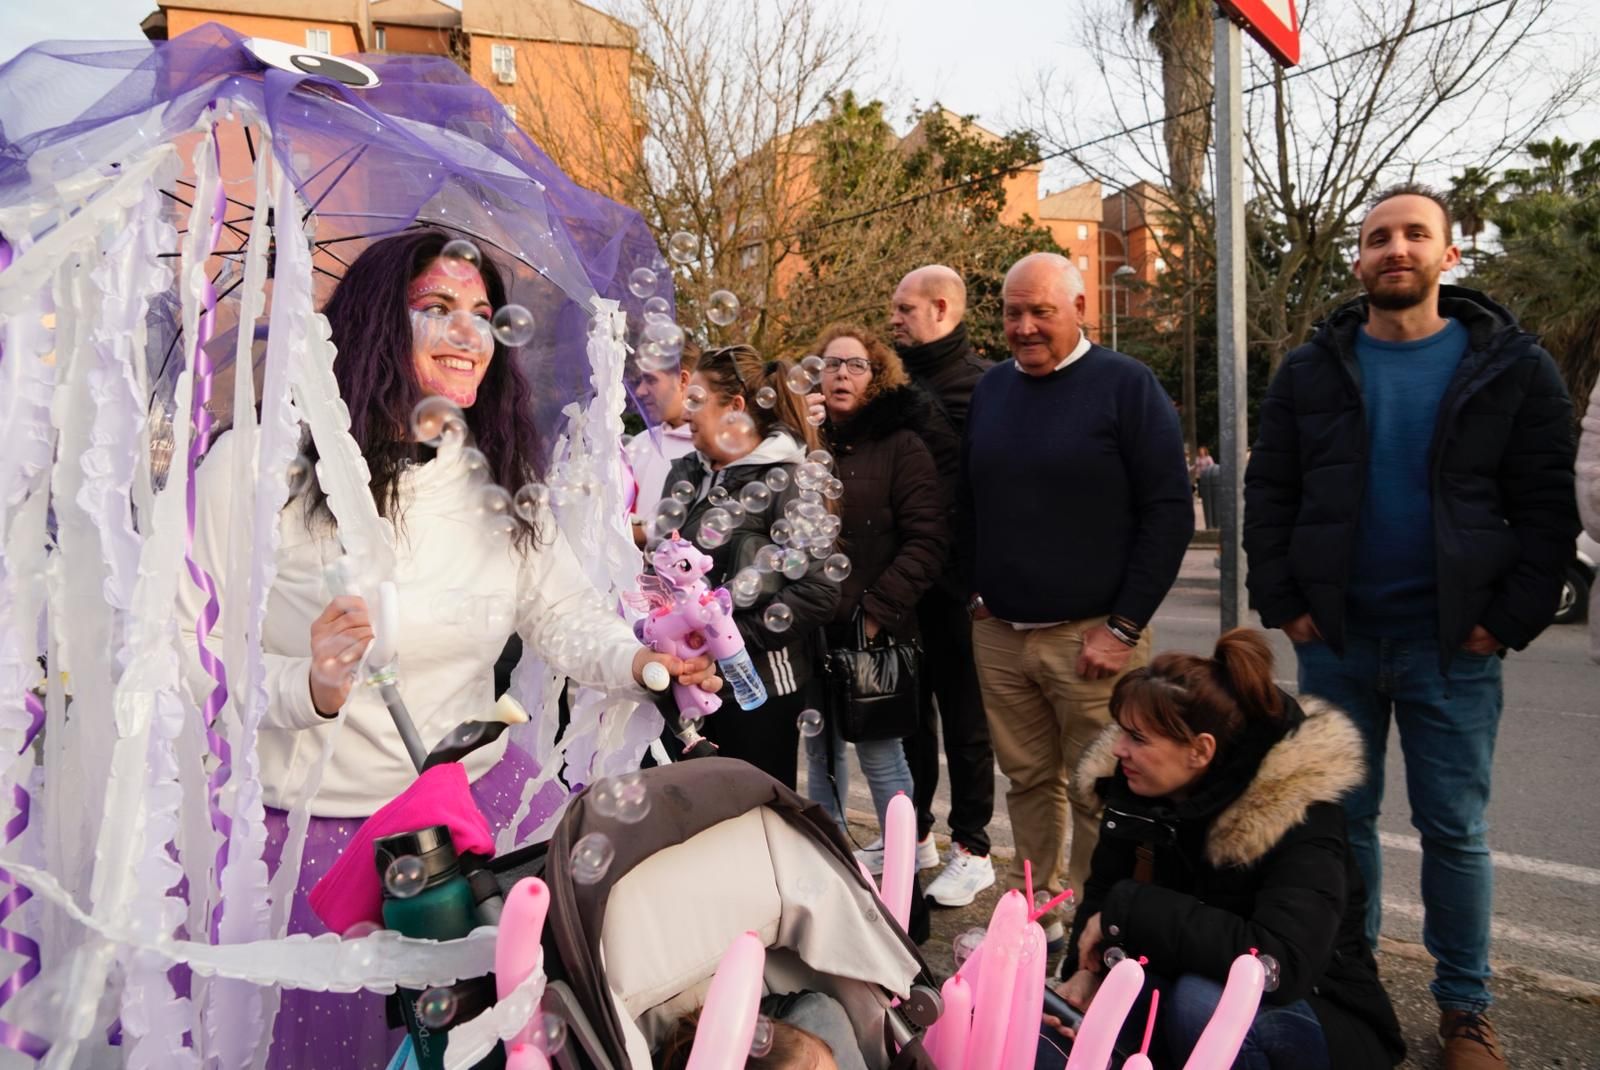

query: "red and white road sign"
(1218, 0), (1301, 66)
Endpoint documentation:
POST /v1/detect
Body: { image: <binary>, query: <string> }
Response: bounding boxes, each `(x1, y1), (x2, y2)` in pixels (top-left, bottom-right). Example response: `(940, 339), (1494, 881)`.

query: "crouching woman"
(1047, 629), (1405, 1069)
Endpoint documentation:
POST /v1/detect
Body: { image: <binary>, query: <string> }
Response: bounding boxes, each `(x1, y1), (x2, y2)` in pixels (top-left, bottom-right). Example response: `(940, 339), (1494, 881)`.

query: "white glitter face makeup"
(407, 259), (494, 407)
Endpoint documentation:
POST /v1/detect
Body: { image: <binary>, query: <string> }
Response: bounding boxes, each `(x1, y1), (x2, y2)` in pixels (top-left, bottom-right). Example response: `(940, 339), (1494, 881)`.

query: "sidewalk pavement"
(849, 819), (1600, 1068)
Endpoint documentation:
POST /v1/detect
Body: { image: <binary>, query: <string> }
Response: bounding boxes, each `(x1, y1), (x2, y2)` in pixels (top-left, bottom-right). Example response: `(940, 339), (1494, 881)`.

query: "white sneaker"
(855, 834), (939, 876)
(925, 843), (996, 907)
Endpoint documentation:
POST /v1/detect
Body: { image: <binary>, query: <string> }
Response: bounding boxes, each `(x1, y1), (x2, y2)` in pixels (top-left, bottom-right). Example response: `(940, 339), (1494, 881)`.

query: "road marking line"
(1382, 896), (1600, 964)
(1378, 831), (1600, 886)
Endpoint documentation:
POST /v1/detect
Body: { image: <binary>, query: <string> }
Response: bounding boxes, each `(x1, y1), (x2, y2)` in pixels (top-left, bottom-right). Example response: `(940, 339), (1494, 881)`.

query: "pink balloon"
(495, 878), (550, 1046)
(922, 973), (971, 1070)
(506, 1042), (551, 1070)
(880, 792), (917, 930)
(1064, 956), (1146, 1070)
(1181, 953), (1266, 1070)
(999, 921), (1048, 1069)
(962, 890), (1028, 1070)
(686, 931), (766, 1070)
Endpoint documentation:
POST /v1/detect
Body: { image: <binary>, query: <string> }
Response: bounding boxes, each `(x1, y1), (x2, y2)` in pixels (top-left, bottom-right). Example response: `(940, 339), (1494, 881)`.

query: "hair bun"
(1212, 628), (1281, 719)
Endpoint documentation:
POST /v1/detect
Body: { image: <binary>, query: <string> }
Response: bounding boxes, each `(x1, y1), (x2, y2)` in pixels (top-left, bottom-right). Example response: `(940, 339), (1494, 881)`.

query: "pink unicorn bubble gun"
(623, 535), (768, 750)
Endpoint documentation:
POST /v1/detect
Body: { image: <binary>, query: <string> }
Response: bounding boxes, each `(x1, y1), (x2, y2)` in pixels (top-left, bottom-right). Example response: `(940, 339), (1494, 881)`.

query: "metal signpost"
(1213, 0), (1299, 629)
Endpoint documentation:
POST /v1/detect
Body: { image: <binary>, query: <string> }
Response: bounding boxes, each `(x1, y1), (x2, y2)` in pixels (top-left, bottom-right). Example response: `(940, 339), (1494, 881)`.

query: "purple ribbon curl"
(177, 116), (234, 939)
(0, 692), (50, 1059)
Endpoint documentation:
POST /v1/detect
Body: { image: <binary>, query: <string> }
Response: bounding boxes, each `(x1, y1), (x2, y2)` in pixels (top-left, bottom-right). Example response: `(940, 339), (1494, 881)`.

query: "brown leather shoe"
(1439, 1010), (1506, 1068)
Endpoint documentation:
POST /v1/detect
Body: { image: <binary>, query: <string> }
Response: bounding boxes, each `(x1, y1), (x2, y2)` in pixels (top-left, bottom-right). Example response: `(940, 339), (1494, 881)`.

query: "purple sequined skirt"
(262, 742), (566, 1070)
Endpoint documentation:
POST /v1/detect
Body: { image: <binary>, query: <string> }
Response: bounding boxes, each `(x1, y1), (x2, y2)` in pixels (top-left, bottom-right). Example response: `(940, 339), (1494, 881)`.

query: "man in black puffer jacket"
(1244, 185), (1579, 1070)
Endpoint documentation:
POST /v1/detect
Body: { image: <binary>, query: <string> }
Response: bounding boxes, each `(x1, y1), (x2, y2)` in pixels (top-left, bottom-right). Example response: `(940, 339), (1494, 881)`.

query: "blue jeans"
(1296, 634), (1502, 1012)
(1031, 974), (1326, 1070)
(803, 719), (915, 834)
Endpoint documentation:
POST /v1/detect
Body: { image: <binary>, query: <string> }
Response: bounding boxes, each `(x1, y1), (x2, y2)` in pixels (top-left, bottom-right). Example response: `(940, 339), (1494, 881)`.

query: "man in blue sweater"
(1245, 186), (1579, 1070)
(959, 252), (1194, 945)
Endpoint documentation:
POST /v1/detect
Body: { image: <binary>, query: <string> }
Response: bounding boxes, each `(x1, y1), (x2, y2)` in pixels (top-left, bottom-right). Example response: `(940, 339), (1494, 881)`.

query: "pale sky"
(5, 0), (1597, 196)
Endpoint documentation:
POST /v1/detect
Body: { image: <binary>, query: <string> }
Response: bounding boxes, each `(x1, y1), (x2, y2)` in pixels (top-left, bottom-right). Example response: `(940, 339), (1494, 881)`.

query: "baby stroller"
(489, 757), (944, 1068)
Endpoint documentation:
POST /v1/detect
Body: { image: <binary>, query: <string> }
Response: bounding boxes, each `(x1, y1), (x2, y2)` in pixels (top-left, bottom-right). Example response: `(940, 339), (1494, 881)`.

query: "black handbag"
(821, 612), (922, 743)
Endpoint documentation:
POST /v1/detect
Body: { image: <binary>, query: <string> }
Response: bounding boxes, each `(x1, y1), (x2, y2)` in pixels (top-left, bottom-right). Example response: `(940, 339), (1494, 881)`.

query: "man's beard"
(1362, 265), (1436, 311)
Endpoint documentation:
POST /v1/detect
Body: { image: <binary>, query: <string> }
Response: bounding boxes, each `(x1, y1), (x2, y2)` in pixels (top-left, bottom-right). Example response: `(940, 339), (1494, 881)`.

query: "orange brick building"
(141, 0), (642, 196)
(1100, 180), (1175, 322)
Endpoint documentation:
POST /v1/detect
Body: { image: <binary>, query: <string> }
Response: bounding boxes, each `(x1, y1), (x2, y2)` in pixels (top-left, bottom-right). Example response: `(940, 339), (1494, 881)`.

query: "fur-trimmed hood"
(1073, 696), (1367, 869)
(826, 384), (932, 448)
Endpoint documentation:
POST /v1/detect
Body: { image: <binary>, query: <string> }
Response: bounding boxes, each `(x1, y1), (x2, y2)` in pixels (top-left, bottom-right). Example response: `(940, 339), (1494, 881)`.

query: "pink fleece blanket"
(308, 762), (495, 934)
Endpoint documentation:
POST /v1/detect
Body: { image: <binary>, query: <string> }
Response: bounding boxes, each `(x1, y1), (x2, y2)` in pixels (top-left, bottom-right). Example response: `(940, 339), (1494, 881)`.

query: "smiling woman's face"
(407, 257), (494, 407)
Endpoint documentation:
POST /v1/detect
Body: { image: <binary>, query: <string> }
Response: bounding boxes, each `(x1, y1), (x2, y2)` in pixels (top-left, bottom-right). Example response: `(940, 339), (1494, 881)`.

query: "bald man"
(959, 252), (1192, 946)
(886, 264), (999, 911)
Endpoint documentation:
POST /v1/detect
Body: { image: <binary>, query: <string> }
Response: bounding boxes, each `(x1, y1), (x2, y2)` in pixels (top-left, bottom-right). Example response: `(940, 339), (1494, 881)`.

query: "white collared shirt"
(1014, 331), (1092, 376)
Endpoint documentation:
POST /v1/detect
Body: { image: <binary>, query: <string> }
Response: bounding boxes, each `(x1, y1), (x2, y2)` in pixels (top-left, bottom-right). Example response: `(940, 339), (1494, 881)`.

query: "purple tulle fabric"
(260, 741), (564, 1070)
(0, 22), (673, 446)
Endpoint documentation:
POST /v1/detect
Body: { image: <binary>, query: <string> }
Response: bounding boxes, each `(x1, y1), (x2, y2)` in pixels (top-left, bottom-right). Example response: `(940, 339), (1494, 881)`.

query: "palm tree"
(1131, 0), (1213, 457)
(1447, 166), (1498, 251)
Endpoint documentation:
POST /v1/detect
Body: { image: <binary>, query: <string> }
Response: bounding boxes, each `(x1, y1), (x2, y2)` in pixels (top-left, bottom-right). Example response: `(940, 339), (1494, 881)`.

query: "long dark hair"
(306, 229), (544, 545)
(694, 344), (821, 454)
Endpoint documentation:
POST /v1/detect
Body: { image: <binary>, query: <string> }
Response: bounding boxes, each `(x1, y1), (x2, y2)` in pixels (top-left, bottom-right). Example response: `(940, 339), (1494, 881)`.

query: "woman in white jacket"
(184, 230), (717, 1067)
(1579, 372), (1600, 661)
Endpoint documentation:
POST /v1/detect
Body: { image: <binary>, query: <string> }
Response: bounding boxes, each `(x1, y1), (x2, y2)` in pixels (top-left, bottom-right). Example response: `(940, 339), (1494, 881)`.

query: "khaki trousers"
(971, 615), (1152, 927)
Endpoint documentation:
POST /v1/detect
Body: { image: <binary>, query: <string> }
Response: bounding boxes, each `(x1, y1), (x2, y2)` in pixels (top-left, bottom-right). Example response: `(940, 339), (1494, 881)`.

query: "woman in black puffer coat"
(660, 346), (839, 788)
(800, 323), (947, 850)
(1043, 629), (1405, 1070)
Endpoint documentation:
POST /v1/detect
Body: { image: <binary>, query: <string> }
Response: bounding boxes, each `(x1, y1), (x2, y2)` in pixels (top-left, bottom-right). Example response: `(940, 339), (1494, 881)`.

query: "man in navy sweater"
(1245, 187), (1578, 1070)
(959, 252), (1193, 945)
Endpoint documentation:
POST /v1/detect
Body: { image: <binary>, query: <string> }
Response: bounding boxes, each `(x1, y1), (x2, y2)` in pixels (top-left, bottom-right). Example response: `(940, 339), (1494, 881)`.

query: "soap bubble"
(439, 238), (482, 278)
(443, 309), (480, 350)
(384, 855), (426, 899)
(683, 383), (708, 412)
(750, 1014), (775, 1057)
(628, 266), (658, 298)
(701, 507), (735, 535)
(800, 354), (826, 377)
(763, 603), (794, 633)
(785, 364), (814, 395)
(822, 554), (852, 582)
(635, 341), (671, 372)
(526, 1012), (568, 1054)
(806, 407), (826, 427)
(1103, 946), (1128, 969)
(707, 289), (740, 326)
(643, 295), (672, 320)
(460, 446), (491, 483)
(514, 482), (549, 522)
(342, 920), (380, 940)
(1258, 953), (1281, 993)
(739, 482), (771, 513)
(781, 548), (809, 580)
(589, 779), (621, 819)
(707, 484), (732, 507)
(731, 568), (764, 607)
(754, 544), (785, 574)
(823, 477), (844, 500)
(416, 986), (457, 1029)
(654, 499), (688, 535)
(715, 411), (758, 454)
(613, 772), (650, 824)
(697, 524), (729, 550)
(671, 480), (697, 504)
(755, 385), (778, 409)
(570, 832), (615, 885)
(806, 449), (833, 468)
(796, 708), (824, 738)
(410, 396), (467, 445)
(668, 231), (700, 263)
(1033, 890), (1056, 915)
(952, 927), (987, 970)
(491, 304), (535, 347)
(477, 484), (518, 537)
(286, 454), (314, 496)
(764, 468), (790, 492)
(645, 318), (685, 355)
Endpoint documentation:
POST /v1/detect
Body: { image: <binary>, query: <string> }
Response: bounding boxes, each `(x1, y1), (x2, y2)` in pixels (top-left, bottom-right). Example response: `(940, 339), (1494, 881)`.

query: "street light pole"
(1110, 264), (1135, 352)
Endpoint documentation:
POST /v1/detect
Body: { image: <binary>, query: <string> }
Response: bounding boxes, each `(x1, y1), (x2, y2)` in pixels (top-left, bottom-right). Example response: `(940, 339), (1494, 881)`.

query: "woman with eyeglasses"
(661, 346), (841, 787)
(802, 324), (948, 873)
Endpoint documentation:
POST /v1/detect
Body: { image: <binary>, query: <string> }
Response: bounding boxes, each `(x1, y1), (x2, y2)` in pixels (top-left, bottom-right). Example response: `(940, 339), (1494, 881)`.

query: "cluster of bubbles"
(384, 855), (427, 899)
(588, 772), (651, 824)
(570, 831), (616, 885)
(438, 238), (536, 347)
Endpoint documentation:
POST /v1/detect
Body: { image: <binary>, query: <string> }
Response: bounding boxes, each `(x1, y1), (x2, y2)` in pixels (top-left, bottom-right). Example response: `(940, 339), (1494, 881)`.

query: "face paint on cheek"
(409, 309), (485, 407)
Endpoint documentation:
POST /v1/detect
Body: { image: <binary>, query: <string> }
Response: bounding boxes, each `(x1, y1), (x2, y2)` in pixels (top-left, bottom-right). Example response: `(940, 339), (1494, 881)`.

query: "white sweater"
(182, 432), (642, 816)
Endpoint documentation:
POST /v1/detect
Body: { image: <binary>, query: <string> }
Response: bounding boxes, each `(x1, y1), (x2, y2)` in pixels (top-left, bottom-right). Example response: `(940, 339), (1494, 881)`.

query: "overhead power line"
(791, 0), (1517, 239)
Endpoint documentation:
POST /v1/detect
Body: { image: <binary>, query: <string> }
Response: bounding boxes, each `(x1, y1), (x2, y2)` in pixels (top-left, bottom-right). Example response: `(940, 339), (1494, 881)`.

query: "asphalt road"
(836, 545), (1600, 990)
